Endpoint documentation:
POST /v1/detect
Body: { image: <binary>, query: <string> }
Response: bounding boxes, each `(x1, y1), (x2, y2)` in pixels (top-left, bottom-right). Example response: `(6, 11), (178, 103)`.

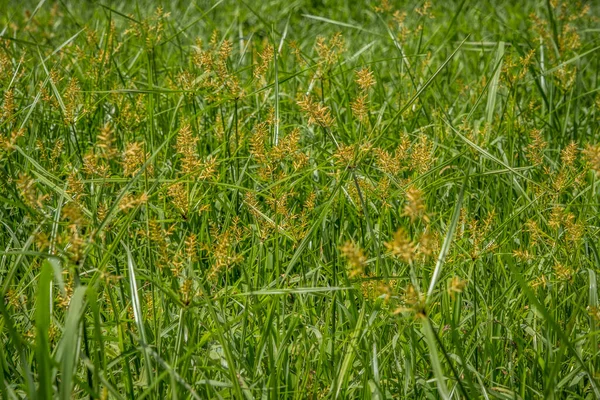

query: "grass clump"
(1, 0), (600, 398)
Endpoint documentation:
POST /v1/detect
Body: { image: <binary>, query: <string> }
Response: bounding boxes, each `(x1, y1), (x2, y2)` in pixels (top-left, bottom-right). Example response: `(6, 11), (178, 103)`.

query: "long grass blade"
(422, 318), (450, 399)
(125, 245), (154, 386)
(35, 261), (53, 400)
(58, 287), (86, 400)
(427, 170), (469, 298)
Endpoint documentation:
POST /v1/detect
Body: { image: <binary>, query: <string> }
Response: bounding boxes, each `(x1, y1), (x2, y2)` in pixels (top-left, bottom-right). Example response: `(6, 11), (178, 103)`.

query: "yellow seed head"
(176, 123), (200, 174)
(351, 94), (368, 122)
(340, 241), (367, 278)
(2, 89), (15, 121)
(582, 143), (600, 175)
(394, 285), (426, 317)
(525, 129), (547, 166)
(356, 67), (376, 91)
(97, 123), (118, 160)
(385, 227), (415, 263)
(122, 141), (148, 177)
(415, 1), (434, 18)
(168, 182), (189, 215)
(374, 0), (392, 13)
(553, 263), (573, 281)
(513, 249), (534, 262)
(447, 276), (467, 299)
(254, 42), (274, 80)
(297, 95), (334, 128)
(0, 128), (24, 152)
(119, 192), (148, 213)
(560, 141), (578, 168)
(410, 134), (434, 174)
(315, 33), (344, 67)
(403, 186), (428, 223)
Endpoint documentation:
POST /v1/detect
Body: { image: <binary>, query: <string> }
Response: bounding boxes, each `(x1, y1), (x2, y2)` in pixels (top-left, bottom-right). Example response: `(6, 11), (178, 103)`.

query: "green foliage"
(1, 0), (600, 398)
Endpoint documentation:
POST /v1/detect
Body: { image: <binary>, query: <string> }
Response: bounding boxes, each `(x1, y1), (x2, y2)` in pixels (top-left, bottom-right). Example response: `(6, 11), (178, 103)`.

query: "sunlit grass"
(1, 1), (600, 398)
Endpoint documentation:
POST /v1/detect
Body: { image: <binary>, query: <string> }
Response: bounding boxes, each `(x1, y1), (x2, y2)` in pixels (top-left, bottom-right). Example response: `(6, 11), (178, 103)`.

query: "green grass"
(1, 0), (600, 398)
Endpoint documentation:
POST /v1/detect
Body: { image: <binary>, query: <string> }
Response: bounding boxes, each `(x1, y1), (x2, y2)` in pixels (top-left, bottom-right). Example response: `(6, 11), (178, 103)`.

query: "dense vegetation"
(1, 0), (600, 398)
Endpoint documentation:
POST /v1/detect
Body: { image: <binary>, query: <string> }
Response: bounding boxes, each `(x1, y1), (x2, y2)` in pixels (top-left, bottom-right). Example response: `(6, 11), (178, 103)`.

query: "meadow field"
(1, 0), (600, 398)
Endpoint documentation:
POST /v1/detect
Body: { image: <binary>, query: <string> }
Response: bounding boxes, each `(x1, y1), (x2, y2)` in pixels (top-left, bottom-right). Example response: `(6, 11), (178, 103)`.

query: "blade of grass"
(35, 260), (53, 400)
(57, 286), (86, 400)
(422, 318), (450, 399)
(125, 245), (154, 387)
(485, 42), (505, 126)
(427, 169), (468, 299)
(333, 304), (365, 398)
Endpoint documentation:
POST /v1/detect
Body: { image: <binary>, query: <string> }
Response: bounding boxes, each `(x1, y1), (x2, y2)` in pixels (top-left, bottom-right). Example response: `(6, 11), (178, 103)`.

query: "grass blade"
(58, 287), (86, 400)
(422, 318), (450, 399)
(125, 245), (154, 387)
(485, 42), (505, 125)
(333, 305), (365, 398)
(35, 261), (53, 400)
(427, 170), (469, 299)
